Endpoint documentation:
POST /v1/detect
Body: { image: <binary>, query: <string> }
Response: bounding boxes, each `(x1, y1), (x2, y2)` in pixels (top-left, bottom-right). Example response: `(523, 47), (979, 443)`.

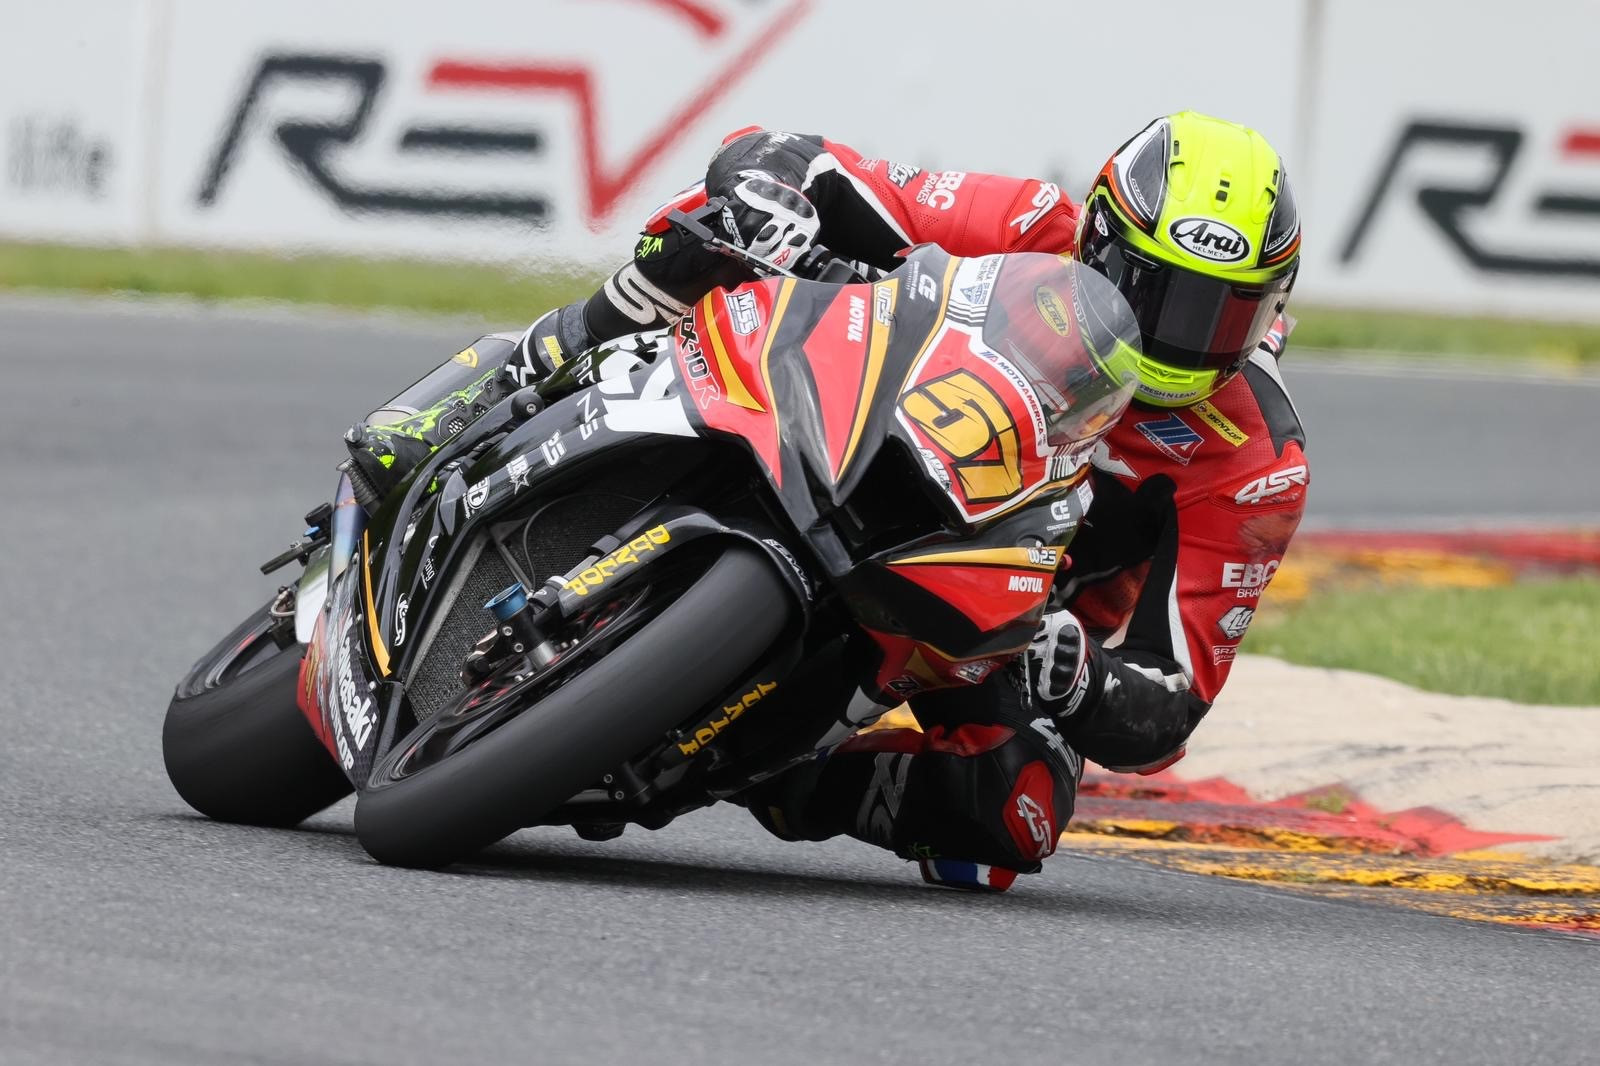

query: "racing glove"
(719, 170), (820, 269)
(1028, 607), (1208, 775)
(1028, 608), (1096, 720)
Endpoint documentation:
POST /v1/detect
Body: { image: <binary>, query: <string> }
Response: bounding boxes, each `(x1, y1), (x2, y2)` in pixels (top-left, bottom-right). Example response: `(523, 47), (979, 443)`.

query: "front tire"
(163, 607), (354, 826)
(353, 544), (792, 869)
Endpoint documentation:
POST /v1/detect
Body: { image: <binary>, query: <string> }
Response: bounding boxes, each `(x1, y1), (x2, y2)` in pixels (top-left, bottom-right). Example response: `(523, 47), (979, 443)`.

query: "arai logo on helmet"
(1168, 217), (1251, 264)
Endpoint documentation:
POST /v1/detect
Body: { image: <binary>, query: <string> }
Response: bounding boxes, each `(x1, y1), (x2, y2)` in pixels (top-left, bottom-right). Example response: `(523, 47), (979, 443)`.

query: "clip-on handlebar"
(664, 197), (881, 286)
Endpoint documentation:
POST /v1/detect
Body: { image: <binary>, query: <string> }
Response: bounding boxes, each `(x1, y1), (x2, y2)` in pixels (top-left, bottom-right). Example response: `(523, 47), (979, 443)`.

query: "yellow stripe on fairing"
(758, 279), (797, 449)
(361, 530), (391, 677)
(699, 293), (765, 412)
(838, 278), (898, 478)
(891, 546), (1060, 572)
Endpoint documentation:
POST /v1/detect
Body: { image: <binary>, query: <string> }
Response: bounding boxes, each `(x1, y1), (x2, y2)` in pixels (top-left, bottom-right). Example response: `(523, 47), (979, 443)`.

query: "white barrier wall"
(1300, 0), (1600, 320)
(2, 0), (1597, 320)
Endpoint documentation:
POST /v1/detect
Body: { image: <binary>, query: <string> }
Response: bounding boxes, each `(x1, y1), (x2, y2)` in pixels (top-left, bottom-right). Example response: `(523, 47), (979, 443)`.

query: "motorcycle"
(162, 202), (1142, 869)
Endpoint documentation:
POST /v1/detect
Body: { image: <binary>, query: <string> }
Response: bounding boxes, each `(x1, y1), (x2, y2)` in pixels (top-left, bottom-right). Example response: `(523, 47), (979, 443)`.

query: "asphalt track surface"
(2, 296), (1597, 1065)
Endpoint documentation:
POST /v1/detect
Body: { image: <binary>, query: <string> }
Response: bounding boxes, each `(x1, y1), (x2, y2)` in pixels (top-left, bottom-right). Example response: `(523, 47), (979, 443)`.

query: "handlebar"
(664, 197), (884, 286)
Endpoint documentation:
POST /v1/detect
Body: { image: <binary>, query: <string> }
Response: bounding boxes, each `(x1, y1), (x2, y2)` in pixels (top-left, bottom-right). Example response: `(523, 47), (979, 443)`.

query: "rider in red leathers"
(346, 113), (1307, 891)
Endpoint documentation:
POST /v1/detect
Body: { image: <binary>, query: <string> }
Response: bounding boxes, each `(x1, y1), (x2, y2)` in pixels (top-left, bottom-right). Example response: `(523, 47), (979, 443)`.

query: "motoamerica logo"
(195, 0), (810, 228)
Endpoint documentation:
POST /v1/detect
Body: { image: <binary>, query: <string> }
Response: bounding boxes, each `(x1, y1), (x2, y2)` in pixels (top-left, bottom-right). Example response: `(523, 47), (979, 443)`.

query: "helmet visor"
(978, 253), (1140, 452)
(1080, 199), (1293, 373)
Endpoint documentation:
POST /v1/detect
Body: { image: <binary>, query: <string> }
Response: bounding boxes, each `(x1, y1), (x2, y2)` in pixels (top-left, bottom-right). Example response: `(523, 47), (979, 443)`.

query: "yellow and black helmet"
(1076, 111), (1300, 406)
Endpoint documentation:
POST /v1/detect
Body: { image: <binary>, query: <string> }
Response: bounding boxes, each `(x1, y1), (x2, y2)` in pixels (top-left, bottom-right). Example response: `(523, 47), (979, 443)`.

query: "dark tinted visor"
(1081, 200), (1293, 372)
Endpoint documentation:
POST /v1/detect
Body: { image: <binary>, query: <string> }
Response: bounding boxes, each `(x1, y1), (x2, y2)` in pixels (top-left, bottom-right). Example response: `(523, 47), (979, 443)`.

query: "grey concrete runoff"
(1, 299), (1596, 1066)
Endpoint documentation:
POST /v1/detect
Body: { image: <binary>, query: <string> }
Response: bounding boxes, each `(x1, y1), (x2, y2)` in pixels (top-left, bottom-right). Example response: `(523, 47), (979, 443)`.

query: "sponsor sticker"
(1136, 413), (1204, 465)
(1216, 605), (1255, 640)
(1035, 286), (1072, 337)
(846, 294), (867, 343)
(507, 453), (531, 491)
(463, 477), (491, 515)
(393, 594), (410, 646)
(1221, 560), (1279, 599)
(916, 170), (965, 210)
(761, 538), (813, 601)
(1192, 401), (1249, 447)
(541, 431), (566, 467)
(420, 535), (439, 588)
(563, 525), (672, 597)
(887, 161), (921, 188)
(1235, 464), (1308, 505)
(873, 283), (896, 325)
(331, 614), (375, 770)
(1006, 574), (1046, 594)
(952, 659), (998, 684)
(1168, 216), (1251, 263)
(1010, 181), (1061, 234)
(725, 290), (761, 335)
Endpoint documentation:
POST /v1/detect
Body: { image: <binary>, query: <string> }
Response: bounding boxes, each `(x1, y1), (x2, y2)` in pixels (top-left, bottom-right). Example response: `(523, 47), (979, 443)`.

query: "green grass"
(0, 241), (600, 322)
(1291, 307), (1600, 367)
(1245, 577), (1600, 706)
(4, 240), (1600, 364)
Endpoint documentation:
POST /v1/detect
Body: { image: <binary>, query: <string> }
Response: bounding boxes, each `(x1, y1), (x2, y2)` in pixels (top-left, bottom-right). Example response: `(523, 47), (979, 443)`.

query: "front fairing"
(674, 246), (1132, 545)
(667, 246), (1135, 691)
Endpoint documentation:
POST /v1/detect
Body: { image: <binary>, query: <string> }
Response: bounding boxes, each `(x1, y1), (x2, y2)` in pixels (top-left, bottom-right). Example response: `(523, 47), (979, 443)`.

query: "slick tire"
(163, 611), (353, 827)
(353, 544), (791, 869)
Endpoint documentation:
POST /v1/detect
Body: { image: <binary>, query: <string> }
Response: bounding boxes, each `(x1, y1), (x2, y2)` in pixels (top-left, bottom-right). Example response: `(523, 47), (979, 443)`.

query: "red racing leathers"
(560, 128), (1309, 881)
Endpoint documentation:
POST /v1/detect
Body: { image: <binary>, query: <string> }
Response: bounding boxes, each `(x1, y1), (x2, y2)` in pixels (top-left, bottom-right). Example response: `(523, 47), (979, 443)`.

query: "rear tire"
(354, 544), (791, 868)
(163, 609), (354, 826)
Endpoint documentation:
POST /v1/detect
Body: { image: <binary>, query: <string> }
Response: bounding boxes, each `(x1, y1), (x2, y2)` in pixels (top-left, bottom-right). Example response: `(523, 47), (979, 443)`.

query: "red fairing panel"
(642, 181), (709, 235)
(862, 626), (1013, 697)
(800, 284), (877, 478)
(296, 613), (339, 761)
(674, 283), (785, 485)
(890, 561), (1053, 635)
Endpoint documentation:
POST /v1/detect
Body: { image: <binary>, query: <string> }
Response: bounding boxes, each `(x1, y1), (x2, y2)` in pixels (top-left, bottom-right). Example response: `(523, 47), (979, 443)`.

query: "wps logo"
(1343, 119), (1600, 278)
(195, 1), (810, 229)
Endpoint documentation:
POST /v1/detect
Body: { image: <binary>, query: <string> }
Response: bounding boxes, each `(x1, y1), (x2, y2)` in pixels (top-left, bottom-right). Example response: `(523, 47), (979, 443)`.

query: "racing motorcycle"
(162, 202), (1142, 869)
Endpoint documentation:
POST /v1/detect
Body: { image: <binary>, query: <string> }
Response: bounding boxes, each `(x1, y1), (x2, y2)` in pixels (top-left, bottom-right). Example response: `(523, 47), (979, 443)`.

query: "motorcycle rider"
(345, 112), (1307, 891)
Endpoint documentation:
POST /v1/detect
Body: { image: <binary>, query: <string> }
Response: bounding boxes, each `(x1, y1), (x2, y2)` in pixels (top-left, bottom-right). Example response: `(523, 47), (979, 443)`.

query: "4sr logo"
(1234, 463), (1308, 505)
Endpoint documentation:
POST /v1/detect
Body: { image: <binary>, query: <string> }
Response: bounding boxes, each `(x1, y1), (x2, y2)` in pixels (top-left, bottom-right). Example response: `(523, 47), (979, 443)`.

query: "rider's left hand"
(1029, 608), (1095, 719)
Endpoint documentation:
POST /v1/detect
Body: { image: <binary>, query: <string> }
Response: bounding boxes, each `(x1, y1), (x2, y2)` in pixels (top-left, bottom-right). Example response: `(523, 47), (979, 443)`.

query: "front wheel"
(163, 604), (354, 826)
(353, 544), (792, 868)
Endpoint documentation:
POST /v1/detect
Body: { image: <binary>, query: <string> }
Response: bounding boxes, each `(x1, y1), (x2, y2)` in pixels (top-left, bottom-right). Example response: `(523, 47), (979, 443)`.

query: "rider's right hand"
(721, 171), (820, 269)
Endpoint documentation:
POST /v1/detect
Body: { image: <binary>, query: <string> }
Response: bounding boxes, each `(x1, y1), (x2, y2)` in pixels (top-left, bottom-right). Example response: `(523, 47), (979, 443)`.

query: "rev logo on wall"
(192, 0), (810, 240)
(1342, 118), (1600, 279)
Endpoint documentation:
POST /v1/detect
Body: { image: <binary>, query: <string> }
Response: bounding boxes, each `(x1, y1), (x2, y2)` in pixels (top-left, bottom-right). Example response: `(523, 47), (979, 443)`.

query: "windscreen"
(978, 253), (1141, 455)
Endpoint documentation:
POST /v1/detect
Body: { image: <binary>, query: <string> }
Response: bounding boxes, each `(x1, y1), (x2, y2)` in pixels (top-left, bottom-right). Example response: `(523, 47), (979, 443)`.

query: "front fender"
(535, 503), (814, 630)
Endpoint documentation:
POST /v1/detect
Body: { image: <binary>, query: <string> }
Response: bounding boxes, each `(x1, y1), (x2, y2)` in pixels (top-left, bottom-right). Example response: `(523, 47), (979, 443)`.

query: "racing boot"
(342, 301), (596, 510)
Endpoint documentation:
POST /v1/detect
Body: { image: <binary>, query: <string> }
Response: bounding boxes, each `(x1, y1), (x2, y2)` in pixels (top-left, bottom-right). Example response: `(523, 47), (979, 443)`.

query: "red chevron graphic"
(426, 0), (811, 225)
